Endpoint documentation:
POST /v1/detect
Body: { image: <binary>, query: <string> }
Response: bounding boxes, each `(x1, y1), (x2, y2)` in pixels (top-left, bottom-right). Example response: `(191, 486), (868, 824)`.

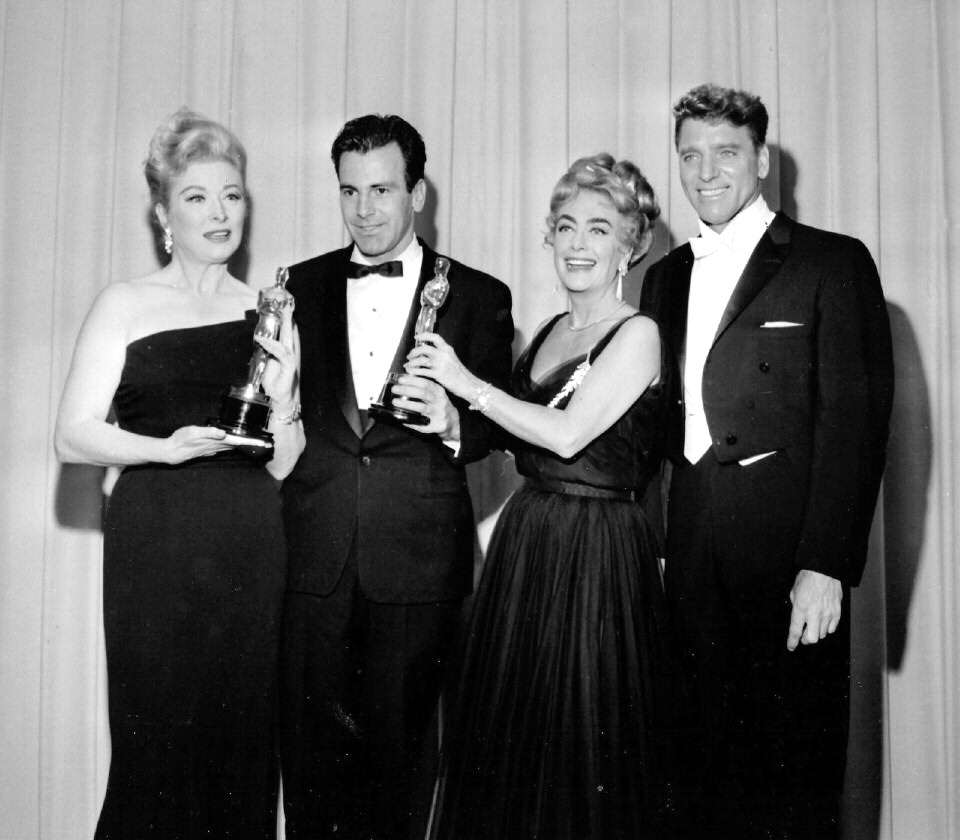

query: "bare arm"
(408, 316), (661, 459)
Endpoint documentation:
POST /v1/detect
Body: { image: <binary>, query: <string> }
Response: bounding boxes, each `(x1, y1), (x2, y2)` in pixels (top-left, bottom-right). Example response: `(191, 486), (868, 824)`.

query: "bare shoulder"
(598, 312), (661, 368)
(85, 271), (182, 341)
(119, 269), (175, 298)
(582, 310), (662, 395)
(615, 311), (660, 345)
(94, 270), (178, 314)
(86, 276), (151, 320)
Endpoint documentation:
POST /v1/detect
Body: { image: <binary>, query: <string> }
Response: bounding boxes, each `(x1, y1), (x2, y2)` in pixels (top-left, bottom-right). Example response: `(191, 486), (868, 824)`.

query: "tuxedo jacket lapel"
(362, 288), (419, 435)
(324, 251), (365, 440)
(713, 213), (794, 344)
(384, 250), (433, 378)
(358, 241), (437, 435)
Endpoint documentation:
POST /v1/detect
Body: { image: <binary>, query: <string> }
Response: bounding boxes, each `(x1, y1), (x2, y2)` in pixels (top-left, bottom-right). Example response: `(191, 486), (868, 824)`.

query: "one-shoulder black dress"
(429, 314), (674, 840)
(95, 316), (286, 840)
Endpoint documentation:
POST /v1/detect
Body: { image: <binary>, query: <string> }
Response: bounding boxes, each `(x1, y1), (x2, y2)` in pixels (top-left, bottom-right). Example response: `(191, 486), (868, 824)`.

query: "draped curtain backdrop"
(1, 1), (956, 837)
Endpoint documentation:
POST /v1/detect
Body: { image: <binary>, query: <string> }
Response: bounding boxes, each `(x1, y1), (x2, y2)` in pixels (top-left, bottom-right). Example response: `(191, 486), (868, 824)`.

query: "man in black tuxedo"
(279, 114), (513, 840)
(640, 85), (894, 840)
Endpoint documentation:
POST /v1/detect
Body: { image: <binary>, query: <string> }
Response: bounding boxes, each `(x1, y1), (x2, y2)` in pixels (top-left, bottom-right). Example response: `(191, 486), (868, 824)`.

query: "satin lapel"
(328, 253), (365, 440)
(366, 244), (434, 433)
(386, 255), (432, 375)
(713, 213), (793, 344)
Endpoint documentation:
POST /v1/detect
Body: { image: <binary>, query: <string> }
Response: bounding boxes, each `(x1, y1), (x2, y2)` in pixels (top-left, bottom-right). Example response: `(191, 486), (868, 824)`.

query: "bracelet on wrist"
(468, 382), (493, 413)
(271, 402), (302, 424)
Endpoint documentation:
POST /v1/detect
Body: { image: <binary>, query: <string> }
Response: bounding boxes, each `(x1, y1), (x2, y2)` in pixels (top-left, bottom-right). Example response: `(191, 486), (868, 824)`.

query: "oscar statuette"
(213, 267), (295, 451)
(368, 256), (451, 425)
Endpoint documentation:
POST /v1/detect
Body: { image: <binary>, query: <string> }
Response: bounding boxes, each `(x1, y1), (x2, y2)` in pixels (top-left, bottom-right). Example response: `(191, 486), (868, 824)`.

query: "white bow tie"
(689, 234), (730, 259)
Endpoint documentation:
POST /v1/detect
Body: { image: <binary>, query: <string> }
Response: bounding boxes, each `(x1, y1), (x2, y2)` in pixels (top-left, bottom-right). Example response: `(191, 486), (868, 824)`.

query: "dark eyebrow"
(339, 179), (401, 191)
(679, 141), (743, 156)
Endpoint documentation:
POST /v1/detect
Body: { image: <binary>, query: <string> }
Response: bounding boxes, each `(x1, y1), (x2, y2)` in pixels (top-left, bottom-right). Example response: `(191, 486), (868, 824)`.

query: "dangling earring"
(163, 228), (173, 255)
(616, 264), (625, 301)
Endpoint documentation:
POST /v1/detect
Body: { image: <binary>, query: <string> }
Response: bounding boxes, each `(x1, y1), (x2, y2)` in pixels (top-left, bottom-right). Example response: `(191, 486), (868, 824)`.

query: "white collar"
(350, 236), (422, 275)
(690, 195), (775, 258)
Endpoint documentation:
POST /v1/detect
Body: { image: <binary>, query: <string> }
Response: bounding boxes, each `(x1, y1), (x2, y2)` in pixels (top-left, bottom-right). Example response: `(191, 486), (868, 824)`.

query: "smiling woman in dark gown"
(405, 154), (677, 839)
(55, 109), (304, 839)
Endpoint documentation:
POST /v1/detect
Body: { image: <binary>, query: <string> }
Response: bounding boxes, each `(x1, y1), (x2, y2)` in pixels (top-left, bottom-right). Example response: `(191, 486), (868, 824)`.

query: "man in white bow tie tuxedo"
(279, 114), (513, 840)
(640, 84), (894, 840)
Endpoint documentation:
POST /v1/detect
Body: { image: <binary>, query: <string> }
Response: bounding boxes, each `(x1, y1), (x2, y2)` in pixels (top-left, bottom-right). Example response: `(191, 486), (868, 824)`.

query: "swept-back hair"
(144, 107), (247, 209)
(331, 114), (426, 191)
(545, 153), (660, 263)
(673, 84), (769, 150)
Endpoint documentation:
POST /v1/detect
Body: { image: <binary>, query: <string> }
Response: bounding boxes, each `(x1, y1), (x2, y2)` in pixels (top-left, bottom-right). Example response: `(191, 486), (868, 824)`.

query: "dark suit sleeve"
(637, 262), (661, 311)
(638, 259), (684, 543)
(796, 238), (893, 584)
(453, 277), (514, 465)
(639, 256), (687, 463)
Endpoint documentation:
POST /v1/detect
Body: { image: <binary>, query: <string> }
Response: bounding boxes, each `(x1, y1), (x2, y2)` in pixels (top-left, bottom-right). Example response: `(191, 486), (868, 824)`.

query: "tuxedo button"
(725, 434), (738, 445)
(361, 455), (371, 466)
(759, 361), (770, 373)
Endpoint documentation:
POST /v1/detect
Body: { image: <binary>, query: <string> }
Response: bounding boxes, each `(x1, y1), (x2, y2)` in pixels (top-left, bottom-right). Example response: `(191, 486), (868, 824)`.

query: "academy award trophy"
(214, 267), (295, 451)
(368, 256), (451, 425)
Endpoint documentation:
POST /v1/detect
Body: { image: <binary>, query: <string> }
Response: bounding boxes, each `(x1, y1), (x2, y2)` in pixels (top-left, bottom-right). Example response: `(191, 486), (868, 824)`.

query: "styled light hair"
(545, 153), (660, 264)
(673, 84), (769, 150)
(144, 107), (248, 210)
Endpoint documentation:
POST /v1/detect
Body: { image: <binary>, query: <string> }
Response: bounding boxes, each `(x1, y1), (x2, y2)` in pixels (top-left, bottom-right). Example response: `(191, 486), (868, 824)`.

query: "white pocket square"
(739, 451), (776, 466)
(760, 321), (804, 328)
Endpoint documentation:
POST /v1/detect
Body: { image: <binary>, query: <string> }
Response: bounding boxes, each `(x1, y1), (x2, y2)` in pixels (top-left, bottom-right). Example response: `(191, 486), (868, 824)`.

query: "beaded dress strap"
(545, 314), (640, 408)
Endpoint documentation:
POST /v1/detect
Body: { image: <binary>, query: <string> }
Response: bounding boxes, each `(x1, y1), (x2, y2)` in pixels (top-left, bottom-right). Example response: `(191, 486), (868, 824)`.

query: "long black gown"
(428, 313), (674, 840)
(95, 315), (286, 839)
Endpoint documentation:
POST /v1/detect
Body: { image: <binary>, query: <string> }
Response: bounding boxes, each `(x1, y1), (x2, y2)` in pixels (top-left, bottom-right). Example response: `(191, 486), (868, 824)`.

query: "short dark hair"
(330, 114), (426, 191)
(673, 84), (769, 150)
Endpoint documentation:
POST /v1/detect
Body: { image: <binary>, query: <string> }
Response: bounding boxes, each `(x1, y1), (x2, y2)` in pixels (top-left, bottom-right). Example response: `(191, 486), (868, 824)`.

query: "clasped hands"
(387, 332), (469, 442)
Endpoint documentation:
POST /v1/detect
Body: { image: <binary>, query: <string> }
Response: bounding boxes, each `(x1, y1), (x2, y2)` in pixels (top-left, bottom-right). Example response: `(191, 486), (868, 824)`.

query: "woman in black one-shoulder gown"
(55, 109), (304, 839)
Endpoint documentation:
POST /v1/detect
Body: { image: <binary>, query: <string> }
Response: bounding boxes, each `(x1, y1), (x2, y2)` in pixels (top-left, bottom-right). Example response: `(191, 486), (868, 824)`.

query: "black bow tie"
(347, 260), (403, 278)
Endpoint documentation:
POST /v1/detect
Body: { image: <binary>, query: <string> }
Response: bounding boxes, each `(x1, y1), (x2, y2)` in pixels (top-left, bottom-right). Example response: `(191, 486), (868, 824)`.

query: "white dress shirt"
(347, 238), (422, 409)
(684, 196), (775, 463)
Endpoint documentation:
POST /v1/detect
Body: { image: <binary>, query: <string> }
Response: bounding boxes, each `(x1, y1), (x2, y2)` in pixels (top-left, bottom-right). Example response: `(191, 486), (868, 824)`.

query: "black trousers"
(279, 547), (462, 840)
(666, 452), (850, 840)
